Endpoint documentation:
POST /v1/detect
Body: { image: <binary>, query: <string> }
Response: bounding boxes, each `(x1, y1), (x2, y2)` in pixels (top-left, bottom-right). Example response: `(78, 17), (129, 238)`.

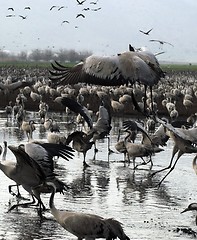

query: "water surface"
(0, 111), (196, 240)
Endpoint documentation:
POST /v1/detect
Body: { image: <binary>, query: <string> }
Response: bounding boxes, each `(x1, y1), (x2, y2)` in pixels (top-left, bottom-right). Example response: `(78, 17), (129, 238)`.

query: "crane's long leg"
(8, 195), (36, 212)
(107, 136), (114, 154)
(150, 86), (154, 115)
(157, 150), (184, 187)
(143, 85), (147, 114)
(149, 156), (153, 170)
(8, 184), (21, 198)
(151, 145), (179, 177)
(83, 152), (90, 168)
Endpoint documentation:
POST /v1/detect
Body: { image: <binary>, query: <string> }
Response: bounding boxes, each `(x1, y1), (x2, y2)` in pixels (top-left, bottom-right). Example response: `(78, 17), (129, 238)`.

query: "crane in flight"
(49, 46), (165, 115)
(149, 39), (174, 48)
(139, 28), (153, 35)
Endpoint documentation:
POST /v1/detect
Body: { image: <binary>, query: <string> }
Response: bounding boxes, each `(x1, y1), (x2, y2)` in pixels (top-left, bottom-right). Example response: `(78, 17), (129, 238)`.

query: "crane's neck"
(49, 185), (56, 209)
(124, 131), (133, 145)
(2, 142), (7, 161)
(49, 184), (60, 218)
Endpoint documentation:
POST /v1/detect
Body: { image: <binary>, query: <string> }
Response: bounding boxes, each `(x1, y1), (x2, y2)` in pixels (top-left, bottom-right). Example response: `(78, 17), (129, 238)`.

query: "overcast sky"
(1, 0), (197, 63)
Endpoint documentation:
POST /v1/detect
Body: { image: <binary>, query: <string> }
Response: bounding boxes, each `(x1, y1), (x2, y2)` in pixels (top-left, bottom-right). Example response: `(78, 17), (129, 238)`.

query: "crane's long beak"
(181, 208), (190, 214)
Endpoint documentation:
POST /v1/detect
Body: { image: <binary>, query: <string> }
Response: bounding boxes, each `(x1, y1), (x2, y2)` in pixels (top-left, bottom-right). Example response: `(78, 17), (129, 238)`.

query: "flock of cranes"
(5, 0), (102, 28)
(0, 45), (197, 238)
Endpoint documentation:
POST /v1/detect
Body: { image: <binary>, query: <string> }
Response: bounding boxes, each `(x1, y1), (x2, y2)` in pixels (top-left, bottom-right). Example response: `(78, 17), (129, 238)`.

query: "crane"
(151, 117), (197, 187)
(56, 96), (112, 159)
(55, 96), (93, 129)
(181, 203), (197, 225)
(0, 141), (21, 197)
(3, 142), (74, 215)
(49, 46), (165, 114)
(87, 100), (112, 159)
(139, 28), (153, 35)
(66, 131), (94, 168)
(120, 120), (164, 168)
(122, 129), (154, 169)
(21, 120), (36, 141)
(46, 181), (130, 240)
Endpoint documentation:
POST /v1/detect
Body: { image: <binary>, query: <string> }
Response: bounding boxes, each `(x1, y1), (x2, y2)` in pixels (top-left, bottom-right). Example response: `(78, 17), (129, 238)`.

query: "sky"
(1, 0), (197, 63)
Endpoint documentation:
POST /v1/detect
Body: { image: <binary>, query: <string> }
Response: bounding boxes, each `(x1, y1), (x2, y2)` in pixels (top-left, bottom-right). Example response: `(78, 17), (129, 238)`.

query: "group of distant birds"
(139, 27), (174, 51)
(6, 6), (30, 19)
(0, 45), (197, 238)
(5, 0), (101, 28)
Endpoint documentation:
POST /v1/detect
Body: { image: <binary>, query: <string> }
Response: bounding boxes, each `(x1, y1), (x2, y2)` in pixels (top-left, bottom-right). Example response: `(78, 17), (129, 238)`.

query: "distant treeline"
(0, 48), (197, 72)
(0, 48), (92, 63)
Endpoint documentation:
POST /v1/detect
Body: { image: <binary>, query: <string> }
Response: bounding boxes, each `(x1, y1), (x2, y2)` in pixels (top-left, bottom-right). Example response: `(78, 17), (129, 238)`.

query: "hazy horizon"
(1, 0), (197, 63)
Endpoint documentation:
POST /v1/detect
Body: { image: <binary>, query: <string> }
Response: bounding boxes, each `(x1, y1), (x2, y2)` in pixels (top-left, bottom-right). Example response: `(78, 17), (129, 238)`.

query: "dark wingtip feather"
(59, 97), (93, 128)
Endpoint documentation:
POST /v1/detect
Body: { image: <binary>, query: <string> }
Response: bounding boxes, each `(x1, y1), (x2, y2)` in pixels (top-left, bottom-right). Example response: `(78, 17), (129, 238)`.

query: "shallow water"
(0, 111), (197, 240)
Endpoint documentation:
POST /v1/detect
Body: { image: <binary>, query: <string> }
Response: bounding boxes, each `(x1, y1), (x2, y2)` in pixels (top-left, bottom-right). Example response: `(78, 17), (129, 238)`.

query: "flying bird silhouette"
(76, 13), (85, 18)
(50, 5), (58, 11)
(19, 15), (27, 19)
(24, 7), (31, 10)
(82, 7), (90, 11)
(6, 14), (15, 17)
(8, 7), (14, 11)
(58, 6), (65, 11)
(76, 0), (86, 5)
(139, 28), (153, 35)
(61, 20), (69, 25)
(91, 7), (101, 11)
(149, 39), (174, 47)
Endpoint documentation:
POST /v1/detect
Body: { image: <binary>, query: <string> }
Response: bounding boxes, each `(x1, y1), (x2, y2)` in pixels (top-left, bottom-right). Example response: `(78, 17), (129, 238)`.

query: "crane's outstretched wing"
(154, 116), (193, 142)
(49, 50), (164, 87)
(66, 131), (91, 145)
(49, 57), (128, 86)
(8, 145), (47, 181)
(24, 142), (74, 162)
(38, 142), (75, 160)
(123, 120), (152, 143)
(55, 97), (93, 129)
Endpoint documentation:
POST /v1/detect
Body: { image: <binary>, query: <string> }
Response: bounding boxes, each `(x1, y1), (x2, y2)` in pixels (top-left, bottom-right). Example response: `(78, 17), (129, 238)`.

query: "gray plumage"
(151, 117), (197, 187)
(0, 80), (33, 94)
(47, 181), (130, 240)
(181, 203), (197, 225)
(49, 48), (164, 87)
(66, 131), (94, 168)
(4, 142), (74, 213)
(55, 96), (93, 129)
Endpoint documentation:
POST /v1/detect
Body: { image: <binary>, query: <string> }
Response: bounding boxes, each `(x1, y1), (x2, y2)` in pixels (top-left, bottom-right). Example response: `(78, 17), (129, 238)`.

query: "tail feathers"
(105, 218), (130, 240)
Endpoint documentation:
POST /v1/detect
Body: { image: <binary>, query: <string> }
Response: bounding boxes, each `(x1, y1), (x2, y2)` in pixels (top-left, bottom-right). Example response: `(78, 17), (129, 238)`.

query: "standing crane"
(87, 100), (112, 159)
(46, 181), (130, 240)
(49, 46), (165, 114)
(21, 120), (36, 141)
(66, 131), (94, 168)
(56, 96), (112, 160)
